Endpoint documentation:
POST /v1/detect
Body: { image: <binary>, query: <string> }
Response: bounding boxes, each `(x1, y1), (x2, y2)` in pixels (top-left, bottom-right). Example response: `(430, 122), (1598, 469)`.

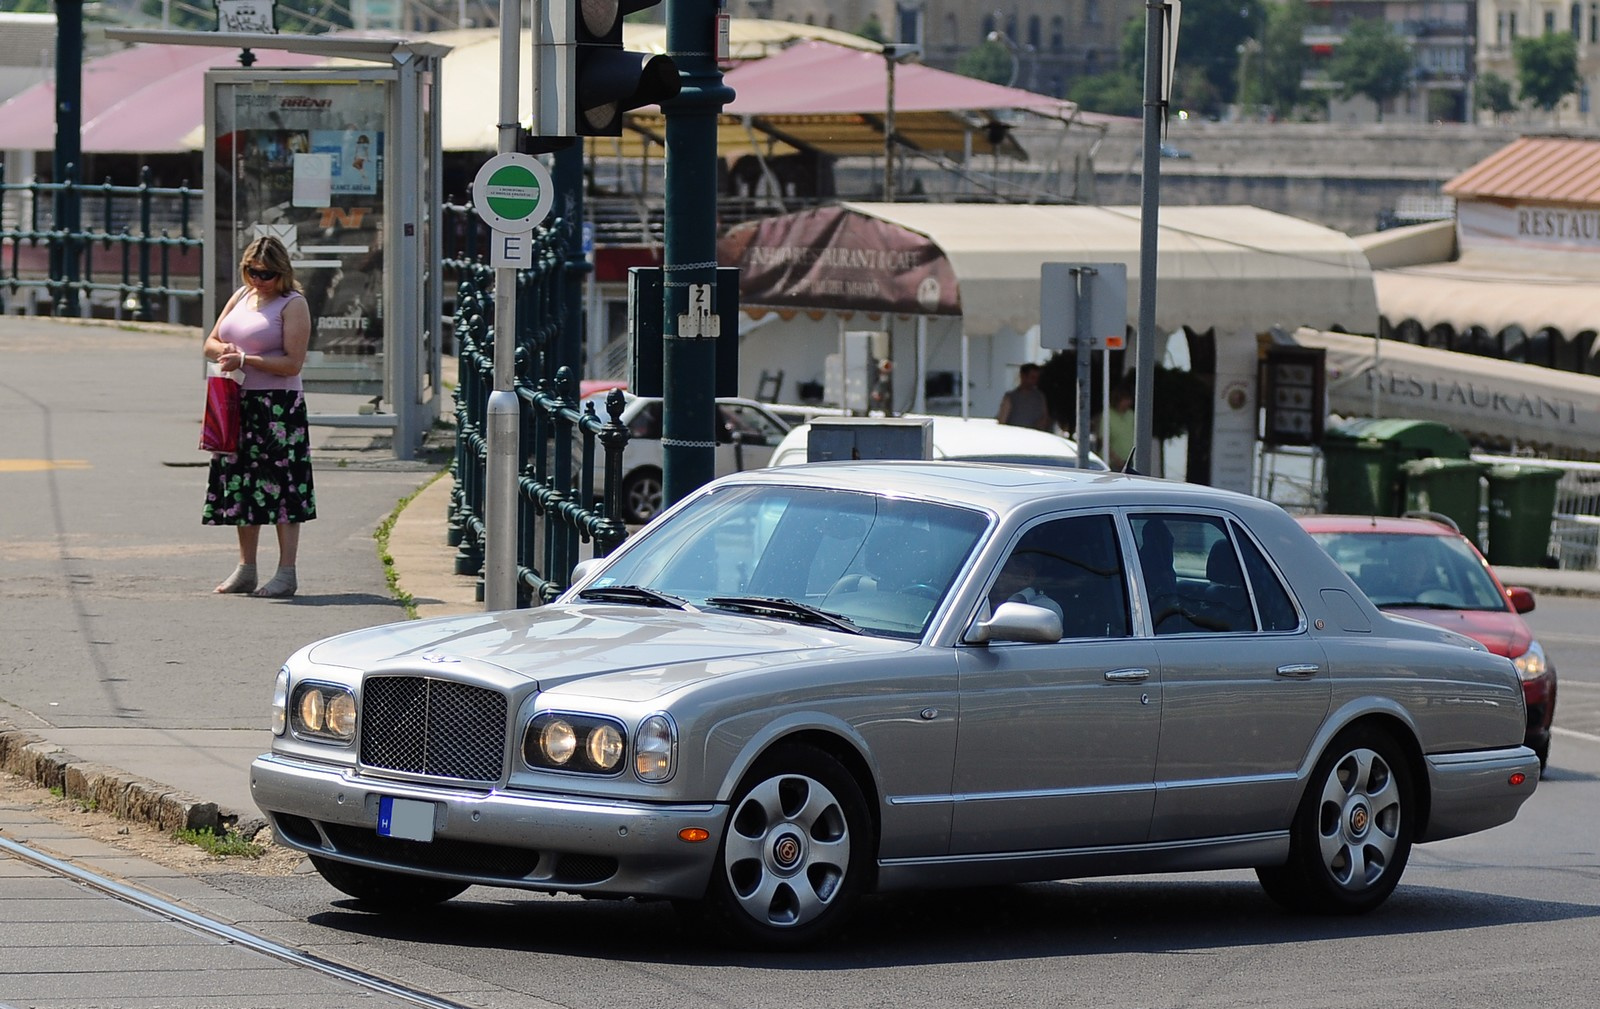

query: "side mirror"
(1506, 585), (1536, 614)
(569, 557), (604, 586)
(966, 601), (1063, 644)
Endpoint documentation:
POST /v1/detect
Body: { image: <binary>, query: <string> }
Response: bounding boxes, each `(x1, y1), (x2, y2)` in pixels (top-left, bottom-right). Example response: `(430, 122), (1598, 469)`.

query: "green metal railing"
(0, 163), (203, 320)
(444, 214), (630, 607)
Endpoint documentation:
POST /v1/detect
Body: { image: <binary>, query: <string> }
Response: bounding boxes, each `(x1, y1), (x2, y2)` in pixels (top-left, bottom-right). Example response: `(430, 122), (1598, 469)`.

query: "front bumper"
(1421, 745), (1539, 843)
(251, 753), (727, 900)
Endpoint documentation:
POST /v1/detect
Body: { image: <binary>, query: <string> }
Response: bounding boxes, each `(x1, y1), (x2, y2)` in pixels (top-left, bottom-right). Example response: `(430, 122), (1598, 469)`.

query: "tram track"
(0, 832), (473, 1009)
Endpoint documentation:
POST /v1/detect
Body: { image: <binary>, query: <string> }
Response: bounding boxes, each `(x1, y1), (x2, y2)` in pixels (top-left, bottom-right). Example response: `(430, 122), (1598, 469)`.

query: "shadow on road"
(305, 876), (1600, 968)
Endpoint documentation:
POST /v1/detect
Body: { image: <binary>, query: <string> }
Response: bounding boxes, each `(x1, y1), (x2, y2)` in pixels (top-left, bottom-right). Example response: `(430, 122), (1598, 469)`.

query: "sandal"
(253, 568), (297, 599)
(215, 563), (258, 594)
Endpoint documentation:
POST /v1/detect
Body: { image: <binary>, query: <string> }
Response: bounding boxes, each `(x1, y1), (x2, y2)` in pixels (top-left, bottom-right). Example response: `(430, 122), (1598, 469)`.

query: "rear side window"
(1236, 529), (1300, 631)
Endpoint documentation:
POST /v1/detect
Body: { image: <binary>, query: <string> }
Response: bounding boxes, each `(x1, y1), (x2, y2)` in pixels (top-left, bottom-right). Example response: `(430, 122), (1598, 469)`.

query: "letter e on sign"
(491, 230), (535, 269)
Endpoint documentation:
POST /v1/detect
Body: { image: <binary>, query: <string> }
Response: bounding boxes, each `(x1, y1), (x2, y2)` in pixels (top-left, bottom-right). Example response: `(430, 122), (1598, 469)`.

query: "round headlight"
(271, 667), (289, 736)
(541, 719), (577, 765)
(326, 692), (357, 739)
(297, 688), (325, 732)
(586, 723), (625, 771)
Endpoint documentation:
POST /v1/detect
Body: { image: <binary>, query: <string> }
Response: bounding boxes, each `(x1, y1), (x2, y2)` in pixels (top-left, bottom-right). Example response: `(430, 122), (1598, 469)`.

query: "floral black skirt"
(202, 389), (317, 526)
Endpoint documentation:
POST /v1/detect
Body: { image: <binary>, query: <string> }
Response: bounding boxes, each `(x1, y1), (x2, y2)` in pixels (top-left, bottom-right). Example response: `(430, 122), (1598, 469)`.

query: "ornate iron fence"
(444, 211), (631, 606)
(0, 163), (203, 321)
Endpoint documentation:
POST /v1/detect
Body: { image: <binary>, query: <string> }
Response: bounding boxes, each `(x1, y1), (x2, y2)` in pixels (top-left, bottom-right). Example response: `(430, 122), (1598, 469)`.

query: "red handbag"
(200, 363), (243, 455)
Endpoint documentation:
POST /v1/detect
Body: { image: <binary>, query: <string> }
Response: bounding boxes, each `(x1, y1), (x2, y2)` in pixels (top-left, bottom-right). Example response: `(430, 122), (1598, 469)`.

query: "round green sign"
(472, 153), (554, 232)
(485, 164), (542, 220)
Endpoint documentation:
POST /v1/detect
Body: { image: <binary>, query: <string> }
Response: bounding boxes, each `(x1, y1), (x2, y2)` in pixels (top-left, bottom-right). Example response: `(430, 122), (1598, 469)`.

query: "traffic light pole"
(660, 0), (734, 511)
(484, 0), (525, 610)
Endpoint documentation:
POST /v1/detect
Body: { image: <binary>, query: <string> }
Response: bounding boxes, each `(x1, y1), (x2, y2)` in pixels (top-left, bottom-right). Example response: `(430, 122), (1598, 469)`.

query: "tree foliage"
(1514, 32), (1579, 113)
(1476, 70), (1517, 116)
(1326, 19), (1412, 120)
(956, 40), (1017, 86)
(1246, 0), (1308, 115)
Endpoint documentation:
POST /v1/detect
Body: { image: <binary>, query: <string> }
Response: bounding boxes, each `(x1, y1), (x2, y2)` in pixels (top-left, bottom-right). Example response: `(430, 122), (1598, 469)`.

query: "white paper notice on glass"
(292, 153), (333, 208)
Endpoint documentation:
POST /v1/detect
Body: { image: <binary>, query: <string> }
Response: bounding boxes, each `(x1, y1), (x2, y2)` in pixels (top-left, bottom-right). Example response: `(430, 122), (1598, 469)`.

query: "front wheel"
(1256, 726), (1415, 915)
(679, 744), (873, 949)
(309, 856), (469, 911)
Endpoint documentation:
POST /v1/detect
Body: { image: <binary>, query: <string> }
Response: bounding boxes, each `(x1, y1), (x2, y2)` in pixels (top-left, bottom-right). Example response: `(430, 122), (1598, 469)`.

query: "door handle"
(1104, 667), (1151, 683)
(1276, 663), (1320, 678)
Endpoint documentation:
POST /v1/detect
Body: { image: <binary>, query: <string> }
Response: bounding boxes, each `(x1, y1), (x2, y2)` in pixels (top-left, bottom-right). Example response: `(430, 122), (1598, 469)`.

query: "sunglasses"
(246, 267), (278, 282)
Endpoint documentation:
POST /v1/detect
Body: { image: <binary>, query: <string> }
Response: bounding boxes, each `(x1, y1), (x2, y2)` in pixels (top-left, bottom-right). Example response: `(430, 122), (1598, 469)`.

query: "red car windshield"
(1308, 531), (1507, 611)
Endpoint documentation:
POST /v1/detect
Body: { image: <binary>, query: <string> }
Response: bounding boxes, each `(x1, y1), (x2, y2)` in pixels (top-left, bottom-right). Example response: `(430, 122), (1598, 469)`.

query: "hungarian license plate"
(377, 796), (435, 842)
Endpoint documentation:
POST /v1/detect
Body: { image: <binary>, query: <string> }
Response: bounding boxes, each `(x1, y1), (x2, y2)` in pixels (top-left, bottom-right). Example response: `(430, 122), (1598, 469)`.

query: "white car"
(768, 415), (1108, 469)
(581, 393), (793, 524)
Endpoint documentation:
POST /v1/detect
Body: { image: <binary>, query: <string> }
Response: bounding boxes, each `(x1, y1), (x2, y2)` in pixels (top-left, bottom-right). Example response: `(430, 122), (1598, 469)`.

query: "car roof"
(721, 459), (1278, 515)
(1296, 514), (1462, 537)
(772, 416), (1104, 466)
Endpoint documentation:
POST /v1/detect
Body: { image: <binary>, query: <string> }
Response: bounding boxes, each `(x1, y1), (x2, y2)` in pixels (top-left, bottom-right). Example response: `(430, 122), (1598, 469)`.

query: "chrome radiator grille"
(359, 676), (508, 782)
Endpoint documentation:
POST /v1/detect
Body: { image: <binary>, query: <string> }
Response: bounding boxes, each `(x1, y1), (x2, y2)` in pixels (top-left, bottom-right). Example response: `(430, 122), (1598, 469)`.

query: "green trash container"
(1400, 457), (1485, 542)
(1486, 464), (1564, 567)
(1322, 419), (1471, 516)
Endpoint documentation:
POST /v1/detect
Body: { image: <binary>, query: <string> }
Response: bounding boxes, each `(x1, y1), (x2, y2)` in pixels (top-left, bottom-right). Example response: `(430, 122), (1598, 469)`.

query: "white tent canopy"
(840, 203), (1379, 338)
(1287, 328), (1600, 456)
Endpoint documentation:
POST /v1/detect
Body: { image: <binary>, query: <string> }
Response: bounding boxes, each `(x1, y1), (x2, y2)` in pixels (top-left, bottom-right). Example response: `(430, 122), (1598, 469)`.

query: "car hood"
(1379, 606), (1532, 658)
(305, 604), (913, 701)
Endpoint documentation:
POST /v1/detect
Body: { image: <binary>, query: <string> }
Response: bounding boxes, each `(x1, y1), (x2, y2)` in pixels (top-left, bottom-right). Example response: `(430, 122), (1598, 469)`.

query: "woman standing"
(202, 235), (316, 598)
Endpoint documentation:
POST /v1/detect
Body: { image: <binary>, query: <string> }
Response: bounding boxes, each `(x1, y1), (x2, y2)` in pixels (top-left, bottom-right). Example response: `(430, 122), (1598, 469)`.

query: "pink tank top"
(218, 288), (305, 392)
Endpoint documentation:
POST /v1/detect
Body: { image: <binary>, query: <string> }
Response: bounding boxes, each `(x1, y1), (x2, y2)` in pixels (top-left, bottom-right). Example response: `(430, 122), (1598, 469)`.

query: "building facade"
(1477, 0), (1600, 124)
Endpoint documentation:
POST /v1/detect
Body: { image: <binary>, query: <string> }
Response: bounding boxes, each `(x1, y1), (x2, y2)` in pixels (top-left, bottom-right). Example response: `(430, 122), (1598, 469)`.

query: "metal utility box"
(1322, 418), (1470, 516)
(806, 417), (932, 462)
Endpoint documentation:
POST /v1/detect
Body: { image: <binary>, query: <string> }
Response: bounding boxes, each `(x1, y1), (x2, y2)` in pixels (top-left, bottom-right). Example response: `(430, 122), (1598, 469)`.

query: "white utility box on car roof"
(806, 417), (933, 462)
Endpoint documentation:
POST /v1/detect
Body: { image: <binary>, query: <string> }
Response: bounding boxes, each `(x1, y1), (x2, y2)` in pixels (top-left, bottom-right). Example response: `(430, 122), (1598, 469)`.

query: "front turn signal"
(678, 827), (711, 843)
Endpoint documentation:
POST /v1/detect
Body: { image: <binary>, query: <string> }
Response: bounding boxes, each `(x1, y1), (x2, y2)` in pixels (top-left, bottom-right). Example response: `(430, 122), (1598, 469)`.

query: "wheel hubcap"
(1316, 746), (1402, 892)
(723, 773), (851, 929)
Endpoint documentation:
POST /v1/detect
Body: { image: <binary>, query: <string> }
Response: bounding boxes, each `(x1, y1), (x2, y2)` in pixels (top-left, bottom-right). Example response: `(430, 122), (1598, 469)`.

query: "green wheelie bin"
(1322, 419), (1471, 516)
(1400, 457), (1485, 545)
(1485, 464), (1564, 567)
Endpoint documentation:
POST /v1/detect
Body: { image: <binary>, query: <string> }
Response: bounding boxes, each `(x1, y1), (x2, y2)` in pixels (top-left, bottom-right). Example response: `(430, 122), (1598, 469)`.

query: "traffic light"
(535, 0), (681, 137)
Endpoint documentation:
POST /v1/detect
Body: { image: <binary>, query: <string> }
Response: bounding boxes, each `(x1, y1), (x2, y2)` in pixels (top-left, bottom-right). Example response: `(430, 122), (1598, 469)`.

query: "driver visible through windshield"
(582, 485), (990, 639)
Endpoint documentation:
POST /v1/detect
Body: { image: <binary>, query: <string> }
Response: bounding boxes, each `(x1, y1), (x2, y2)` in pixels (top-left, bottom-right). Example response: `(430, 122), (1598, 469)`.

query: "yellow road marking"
(0, 459), (91, 472)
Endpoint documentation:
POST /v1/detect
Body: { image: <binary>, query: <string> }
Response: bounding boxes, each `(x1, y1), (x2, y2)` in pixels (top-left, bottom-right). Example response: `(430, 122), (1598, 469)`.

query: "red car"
(1298, 514), (1557, 771)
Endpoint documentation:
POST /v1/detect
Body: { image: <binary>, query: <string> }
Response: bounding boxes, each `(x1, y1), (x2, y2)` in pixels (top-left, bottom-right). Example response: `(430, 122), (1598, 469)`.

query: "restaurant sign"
(718, 206), (961, 317)
(1458, 200), (1600, 254)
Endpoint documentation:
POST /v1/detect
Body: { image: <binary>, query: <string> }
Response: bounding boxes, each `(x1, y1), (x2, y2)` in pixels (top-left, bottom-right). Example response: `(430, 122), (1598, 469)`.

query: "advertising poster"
(211, 76), (389, 389)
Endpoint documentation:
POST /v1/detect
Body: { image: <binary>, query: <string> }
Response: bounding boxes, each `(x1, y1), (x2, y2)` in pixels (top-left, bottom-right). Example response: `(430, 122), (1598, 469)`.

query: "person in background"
(202, 235), (316, 598)
(997, 363), (1053, 431)
(1101, 384), (1136, 471)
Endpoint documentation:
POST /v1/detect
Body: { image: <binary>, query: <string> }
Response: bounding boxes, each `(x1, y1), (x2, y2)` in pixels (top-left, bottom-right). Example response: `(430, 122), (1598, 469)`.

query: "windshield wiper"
(576, 585), (693, 610)
(704, 596), (862, 634)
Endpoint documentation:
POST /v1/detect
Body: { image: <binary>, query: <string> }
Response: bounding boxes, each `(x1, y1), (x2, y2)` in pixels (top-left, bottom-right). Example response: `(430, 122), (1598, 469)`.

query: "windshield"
(1309, 531), (1507, 611)
(585, 485), (991, 639)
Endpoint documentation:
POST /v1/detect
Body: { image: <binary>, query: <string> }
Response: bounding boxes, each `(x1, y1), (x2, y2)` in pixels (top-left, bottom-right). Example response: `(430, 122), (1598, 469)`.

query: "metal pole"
(661, 0), (734, 511)
(484, 0), (524, 610)
(1074, 267), (1094, 470)
(52, 0), (83, 317)
(1134, 1), (1165, 477)
(884, 51), (896, 202)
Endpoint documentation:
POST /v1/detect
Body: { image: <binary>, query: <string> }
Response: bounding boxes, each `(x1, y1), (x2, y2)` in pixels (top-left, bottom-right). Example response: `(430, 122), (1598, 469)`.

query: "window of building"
(1027, 15), (1042, 48)
(1572, 2), (1583, 33)
(944, 11), (960, 47)
(1050, 15), (1065, 52)
(1085, 0), (1101, 25)
(1545, 9), (1557, 32)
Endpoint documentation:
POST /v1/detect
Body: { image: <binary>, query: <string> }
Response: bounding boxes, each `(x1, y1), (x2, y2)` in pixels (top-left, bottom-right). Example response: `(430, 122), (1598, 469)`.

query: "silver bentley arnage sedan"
(252, 463), (1539, 948)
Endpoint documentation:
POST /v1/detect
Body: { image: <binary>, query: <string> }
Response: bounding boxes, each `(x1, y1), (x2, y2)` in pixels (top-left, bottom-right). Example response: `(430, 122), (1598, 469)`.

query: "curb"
(0, 724), (227, 835)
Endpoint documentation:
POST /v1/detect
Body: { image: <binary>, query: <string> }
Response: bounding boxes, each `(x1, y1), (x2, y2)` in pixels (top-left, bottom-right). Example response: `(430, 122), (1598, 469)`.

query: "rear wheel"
(309, 856), (468, 911)
(679, 744), (873, 949)
(1257, 726), (1415, 915)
